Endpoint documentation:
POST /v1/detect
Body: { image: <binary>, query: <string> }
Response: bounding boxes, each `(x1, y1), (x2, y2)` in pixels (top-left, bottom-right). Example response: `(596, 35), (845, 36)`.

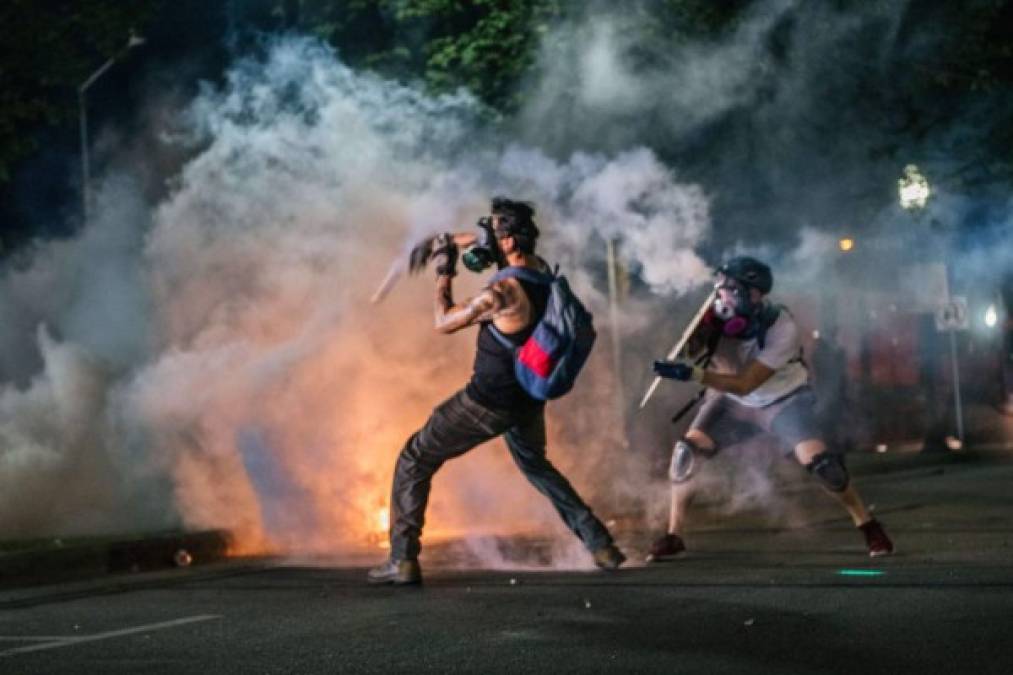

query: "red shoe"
(859, 519), (894, 557)
(647, 533), (686, 562)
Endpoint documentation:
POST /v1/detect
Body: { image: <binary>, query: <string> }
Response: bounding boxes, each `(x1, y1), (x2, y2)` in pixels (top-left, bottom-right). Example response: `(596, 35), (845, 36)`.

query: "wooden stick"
(370, 258), (404, 304)
(637, 288), (716, 409)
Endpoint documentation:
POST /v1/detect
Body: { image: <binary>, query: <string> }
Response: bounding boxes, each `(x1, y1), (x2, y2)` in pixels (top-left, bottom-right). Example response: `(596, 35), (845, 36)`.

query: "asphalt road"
(2, 451), (1012, 674)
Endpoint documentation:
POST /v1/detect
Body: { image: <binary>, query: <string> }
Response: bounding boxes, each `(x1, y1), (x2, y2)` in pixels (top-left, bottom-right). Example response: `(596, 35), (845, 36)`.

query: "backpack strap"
(771, 305), (808, 369)
(486, 263), (555, 348)
(756, 303), (782, 350)
(486, 324), (515, 350)
(490, 265), (555, 286)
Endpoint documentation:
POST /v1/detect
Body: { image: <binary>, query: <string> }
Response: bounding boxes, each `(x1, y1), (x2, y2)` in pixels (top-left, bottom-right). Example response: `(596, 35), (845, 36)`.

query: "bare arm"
(701, 359), (775, 396)
(433, 275), (505, 334)
(451, 232), (478, 248)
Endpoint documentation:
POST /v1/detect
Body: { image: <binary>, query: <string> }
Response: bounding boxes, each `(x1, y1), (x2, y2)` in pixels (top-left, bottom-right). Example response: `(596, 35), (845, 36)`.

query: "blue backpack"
(487, 266), (597, 401)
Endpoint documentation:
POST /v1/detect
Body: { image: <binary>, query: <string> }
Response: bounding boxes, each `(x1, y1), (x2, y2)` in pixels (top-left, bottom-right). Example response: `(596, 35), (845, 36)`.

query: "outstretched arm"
(654, 357), (774, 395)
(434, 276), (505, 334)
(452, 232), (478, 248)
(701, 360), (775, 395)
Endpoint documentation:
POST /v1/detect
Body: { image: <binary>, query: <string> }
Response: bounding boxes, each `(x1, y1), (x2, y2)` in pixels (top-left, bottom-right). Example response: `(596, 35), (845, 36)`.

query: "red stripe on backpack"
(518, 339), (554, 378)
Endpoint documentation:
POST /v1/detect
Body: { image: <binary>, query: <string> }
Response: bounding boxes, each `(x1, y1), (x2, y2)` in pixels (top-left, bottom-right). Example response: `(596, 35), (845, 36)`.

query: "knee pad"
(669, 439), (714, 483)
(806, 451), (850, 492)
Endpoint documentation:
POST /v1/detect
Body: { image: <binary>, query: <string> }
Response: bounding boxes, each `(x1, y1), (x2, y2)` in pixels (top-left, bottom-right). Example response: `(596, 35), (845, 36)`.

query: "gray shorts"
(688, 386), (822, 455)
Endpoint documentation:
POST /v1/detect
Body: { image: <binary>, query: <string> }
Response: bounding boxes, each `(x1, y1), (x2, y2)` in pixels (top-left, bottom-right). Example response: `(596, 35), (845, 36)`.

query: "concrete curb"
(0, 530), (233, 590)
(0, 556), (273, 610)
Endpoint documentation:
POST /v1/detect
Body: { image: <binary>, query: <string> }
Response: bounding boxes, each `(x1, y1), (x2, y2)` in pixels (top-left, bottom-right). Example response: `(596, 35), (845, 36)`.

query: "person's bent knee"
(805, 451), (850, 492)
(397, 431), (443, 477)
(669, 438), (717, 483)
(399, 431), (424, 461)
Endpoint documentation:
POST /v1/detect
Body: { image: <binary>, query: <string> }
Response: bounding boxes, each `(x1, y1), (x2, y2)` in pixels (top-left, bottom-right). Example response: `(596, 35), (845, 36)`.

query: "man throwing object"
(368, 197), (625, 585)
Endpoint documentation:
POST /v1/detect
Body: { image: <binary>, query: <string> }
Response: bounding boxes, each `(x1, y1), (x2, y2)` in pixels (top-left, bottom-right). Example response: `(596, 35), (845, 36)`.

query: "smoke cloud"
(0, 36), (712, 567)
(3, 0), (1008, 566)
(518, 0), (1012, 531)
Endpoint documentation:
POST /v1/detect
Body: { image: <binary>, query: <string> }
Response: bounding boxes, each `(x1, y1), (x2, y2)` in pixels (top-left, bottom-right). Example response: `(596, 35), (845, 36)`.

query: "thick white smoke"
(12, 0), (995, 563)
(515, 0), (1013, 534)
(519, 1), (802, 153)
(0, 37), (712, 567)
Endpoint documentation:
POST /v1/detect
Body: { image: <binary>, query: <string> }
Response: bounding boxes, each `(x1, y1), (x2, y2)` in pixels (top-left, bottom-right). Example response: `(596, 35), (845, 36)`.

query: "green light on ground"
(837, 569), (885, 577)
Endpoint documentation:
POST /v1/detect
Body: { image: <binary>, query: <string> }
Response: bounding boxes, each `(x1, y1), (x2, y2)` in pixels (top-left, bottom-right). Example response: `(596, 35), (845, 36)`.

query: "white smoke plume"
(517, 0), (1012, 535)
(7, 0), (1002, 564)
(0, 37), (712, 567)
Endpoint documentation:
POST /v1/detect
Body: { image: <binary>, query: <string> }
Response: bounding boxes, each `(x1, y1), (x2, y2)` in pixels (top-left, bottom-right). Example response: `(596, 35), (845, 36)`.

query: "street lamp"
(78, 32), (145, 220)
(984, 304), (998, 329)
(898, 164), (964, 449)
(897, 164), (931, 210)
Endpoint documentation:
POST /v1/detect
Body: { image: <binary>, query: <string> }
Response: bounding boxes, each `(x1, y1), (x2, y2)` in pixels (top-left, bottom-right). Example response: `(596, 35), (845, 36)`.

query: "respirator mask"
(461, 216), (505, 273)
(712, 276), (759, 338)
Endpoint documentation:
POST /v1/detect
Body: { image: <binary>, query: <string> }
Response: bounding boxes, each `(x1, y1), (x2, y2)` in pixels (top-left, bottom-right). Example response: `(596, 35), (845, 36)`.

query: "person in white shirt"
(650, 256), (894, 560)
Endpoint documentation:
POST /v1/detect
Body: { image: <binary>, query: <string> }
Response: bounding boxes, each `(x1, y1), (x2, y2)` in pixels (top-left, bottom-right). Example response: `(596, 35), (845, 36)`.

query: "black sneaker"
(859, 519), (894, 558)
(646, 533), (686, 562)
(367, 558), (422, 585)
(592, 544), (627, 570)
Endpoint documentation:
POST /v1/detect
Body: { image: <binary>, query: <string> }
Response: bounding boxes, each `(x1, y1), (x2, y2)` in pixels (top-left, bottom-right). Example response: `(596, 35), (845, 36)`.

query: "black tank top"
(466, 278), (550, 411)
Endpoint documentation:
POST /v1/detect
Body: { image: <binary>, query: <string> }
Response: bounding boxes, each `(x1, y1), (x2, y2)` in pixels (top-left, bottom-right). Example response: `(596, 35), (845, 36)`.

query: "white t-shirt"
(708, 307), (809, 407)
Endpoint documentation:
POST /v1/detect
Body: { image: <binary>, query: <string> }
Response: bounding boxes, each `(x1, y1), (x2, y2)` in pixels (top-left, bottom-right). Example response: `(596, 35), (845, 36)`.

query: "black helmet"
(716, 256), (773, 295)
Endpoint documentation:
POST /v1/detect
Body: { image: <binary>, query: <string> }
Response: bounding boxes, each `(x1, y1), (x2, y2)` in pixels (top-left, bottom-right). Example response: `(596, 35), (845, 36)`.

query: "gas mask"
(461, 216), (505, 273)
(713, 276), (760, 338)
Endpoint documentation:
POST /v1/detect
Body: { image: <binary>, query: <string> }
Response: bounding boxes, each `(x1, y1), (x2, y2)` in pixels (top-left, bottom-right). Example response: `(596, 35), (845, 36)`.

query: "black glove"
(431, 233), (458, 277)
(653, 359), (703, 382)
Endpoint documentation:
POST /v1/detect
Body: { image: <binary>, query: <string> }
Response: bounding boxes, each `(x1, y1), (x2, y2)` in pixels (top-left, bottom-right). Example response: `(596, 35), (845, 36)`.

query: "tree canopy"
(1, 0), (1012, 252)
(0, 1), (158, 182)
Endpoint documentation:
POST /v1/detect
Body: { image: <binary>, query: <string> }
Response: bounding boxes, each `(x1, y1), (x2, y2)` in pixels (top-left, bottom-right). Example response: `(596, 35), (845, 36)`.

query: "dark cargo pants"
(389, 388), (613, 561)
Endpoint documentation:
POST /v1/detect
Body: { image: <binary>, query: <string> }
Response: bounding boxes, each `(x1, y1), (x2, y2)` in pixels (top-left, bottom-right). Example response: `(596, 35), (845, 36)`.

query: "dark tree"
(0, 1), (158, 182)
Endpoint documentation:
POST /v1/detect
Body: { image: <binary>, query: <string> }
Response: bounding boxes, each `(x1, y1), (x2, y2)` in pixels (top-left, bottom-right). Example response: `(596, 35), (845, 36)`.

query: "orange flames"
(145, 203), (629, 564)
(372, 504), (390, 549)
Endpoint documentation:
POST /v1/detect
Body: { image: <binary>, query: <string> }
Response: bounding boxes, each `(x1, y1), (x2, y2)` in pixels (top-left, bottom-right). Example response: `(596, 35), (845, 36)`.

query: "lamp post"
(605, 238), (628, 443)
(898, 164), (964, 449)
(78, 32), (145, 221)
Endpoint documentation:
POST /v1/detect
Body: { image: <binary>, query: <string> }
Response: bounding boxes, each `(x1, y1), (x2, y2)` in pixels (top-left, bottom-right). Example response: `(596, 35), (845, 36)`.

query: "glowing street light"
(898, 164), (931, 211)
(985, 304), (998, 328)
(839, 237), (854, 252)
